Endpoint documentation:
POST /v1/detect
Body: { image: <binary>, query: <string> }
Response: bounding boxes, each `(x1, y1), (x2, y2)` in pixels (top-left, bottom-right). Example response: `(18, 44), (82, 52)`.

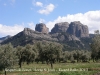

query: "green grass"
(0, 62), (100, 75)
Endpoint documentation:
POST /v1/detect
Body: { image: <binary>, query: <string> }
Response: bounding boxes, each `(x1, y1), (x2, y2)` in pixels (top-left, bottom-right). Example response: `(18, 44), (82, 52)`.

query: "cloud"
(35, 2), (43, 7)
(46, 10), (100, 33)
(0, 22), (36, 37)
(39, 19), (46, 23)
(32, 0), (55, 15)
(38, 3), (55, 15)
(0, 24), (24, 37)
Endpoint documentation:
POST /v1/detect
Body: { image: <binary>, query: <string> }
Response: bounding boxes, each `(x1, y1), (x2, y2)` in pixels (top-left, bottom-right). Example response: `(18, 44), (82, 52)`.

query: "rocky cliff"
(67, 21), (89, 38)
(51, 22), (69, 34)
(50, 21), (89, 38)
(35, 23), (49, 34)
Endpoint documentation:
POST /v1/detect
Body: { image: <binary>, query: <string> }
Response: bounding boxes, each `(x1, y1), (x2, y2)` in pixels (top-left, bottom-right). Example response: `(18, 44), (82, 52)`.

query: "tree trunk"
(19, 59), (22, 68)
(4, 68), (6, 75)
(46, 60), (49, 65)
(50, 61), (53, 69)
(5, 70), (6, 75)
(93, 58), (95, 62)
(77, 58), (79, 62)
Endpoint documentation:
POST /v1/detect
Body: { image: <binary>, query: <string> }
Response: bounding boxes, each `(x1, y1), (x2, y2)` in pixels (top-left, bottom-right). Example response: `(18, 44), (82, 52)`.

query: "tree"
(35, 42), (45, 64)
(81, 50), (91, 62)
(62, 51), (70, 62)
(24, 44), (36, 65)
(16, 46), (24, 68)
(16, 44), (36, 68)
(0, 43), (17, 75)
(90, 30), (100, 62)
(35, 42), (63, 68)
(44, 43), (63, 68)
(72, 50), (82, 62)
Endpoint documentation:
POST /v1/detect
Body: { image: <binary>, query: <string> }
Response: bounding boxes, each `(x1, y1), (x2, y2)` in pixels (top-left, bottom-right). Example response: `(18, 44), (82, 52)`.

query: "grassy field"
(0, 62), (100, 75)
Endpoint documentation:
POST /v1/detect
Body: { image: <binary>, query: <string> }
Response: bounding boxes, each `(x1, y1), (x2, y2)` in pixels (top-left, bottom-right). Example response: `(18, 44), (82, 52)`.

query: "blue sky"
(0, 0), (100, 37)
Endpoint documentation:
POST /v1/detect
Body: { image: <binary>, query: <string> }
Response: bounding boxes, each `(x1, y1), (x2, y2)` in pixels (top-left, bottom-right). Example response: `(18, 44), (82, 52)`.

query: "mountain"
(0, 35), (11, 43)
(1, 21), (92, 50)
(1, 28), (57, 47)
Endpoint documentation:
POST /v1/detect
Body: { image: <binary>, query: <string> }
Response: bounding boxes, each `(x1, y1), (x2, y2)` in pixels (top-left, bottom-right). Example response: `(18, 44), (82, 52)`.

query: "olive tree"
(0, 43), (17, 75)
(16, 44), (36, 68)
(16, 46), (25, 68)
(24, 44), (36, 65)
(44, 43), (63, 68)
(90, 30), (100, 62)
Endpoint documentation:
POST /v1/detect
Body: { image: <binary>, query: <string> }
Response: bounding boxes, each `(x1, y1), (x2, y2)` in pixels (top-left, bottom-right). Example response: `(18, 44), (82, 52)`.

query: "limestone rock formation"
(35, 23), (49, 34)
(67, 21), (89, 38)
(51, 22), (69, 34)
(23, 28), (57, 41)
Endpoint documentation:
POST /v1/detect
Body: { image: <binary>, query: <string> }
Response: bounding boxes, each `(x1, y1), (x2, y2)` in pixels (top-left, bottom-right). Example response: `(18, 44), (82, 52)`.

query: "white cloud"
(35, 2), (43, 7)
(46, 10), (100, 33)
(0, 22), (36, 37)
(39, 18), (46, 23)
(0, 24), (24, 37)
(38, 3), (55, 15)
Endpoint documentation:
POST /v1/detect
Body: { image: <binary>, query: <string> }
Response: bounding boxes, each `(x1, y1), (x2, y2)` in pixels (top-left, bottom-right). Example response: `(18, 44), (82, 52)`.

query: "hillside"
(0, 21), (93, 50)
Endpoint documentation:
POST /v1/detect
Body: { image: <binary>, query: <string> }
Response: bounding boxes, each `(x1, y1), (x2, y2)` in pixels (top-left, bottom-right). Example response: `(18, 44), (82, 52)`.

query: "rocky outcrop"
(35, 23), (49, 34)
(51, 33), (80, 41)
(23, 28), (57, 41)
(51, 22), (69, 34)
(67, 21), (89, 38)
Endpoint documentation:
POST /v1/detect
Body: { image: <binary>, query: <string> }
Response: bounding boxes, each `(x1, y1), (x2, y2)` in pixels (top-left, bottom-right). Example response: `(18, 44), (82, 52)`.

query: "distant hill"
(0, 35), (11, 43)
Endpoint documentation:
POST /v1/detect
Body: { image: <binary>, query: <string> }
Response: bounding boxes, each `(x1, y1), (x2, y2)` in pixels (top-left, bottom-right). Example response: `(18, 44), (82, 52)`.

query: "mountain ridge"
(0, 21), (92, 50)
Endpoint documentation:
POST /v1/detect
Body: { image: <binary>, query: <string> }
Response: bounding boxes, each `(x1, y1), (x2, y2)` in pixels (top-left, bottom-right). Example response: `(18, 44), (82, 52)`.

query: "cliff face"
(35, 23), (49, 34)
(50, 21), (89, 38)
(67, 21), (89, 38)
(51, 22), (69, 34)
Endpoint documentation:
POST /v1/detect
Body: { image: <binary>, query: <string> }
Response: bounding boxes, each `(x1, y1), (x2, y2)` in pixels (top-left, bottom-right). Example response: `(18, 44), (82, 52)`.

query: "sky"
(0, 0), (100, 37)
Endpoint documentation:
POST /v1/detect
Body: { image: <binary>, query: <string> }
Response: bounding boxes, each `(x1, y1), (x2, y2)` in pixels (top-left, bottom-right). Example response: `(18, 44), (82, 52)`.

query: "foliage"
(0, 43), (17, 71)
(90, 30), (100, 62)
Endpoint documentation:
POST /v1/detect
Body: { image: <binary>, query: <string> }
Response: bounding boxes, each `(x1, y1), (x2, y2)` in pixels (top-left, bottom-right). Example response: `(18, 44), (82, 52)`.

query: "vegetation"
(0, 43), (17, 75)
(90, 30), (100, 62)
(0, 30), (100, 75)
